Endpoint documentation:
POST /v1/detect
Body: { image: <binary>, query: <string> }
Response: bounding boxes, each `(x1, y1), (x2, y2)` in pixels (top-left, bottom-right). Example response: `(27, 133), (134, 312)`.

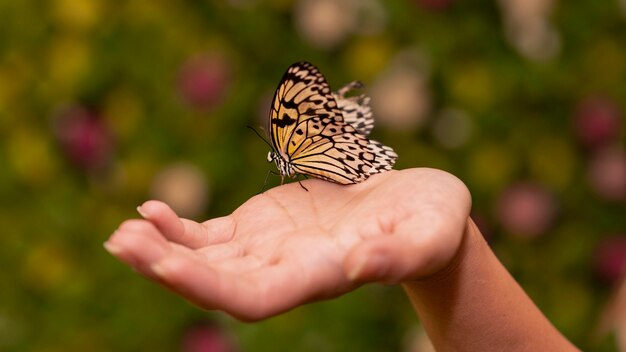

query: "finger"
(212, 255), (263, 272)
(152, 247), (357, 321)
(198, 242), (246, 262)
(137, 200), (203, 247)
(105, 220), (170, 279)
(344, 216), (463, 284)
(106, 219), (204, 279)
(235, 259), (355, 316)
(138, 200), (235, 248)
(200, 216), (237, 245)
(150, 252), (271, 321)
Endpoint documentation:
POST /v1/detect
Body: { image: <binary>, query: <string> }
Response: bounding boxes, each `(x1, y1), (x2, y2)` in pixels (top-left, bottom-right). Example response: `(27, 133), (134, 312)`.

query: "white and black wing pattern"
(332, 81), (374, 136)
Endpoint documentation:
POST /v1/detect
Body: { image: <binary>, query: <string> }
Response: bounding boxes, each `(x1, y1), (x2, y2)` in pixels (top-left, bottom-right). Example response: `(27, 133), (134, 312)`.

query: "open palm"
(106, 168), (471, 321)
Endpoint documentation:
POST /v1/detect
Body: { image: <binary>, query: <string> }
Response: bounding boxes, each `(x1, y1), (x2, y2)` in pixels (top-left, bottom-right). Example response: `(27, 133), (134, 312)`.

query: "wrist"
(402, 218), (474, 286)
(401, 217), (579, 351)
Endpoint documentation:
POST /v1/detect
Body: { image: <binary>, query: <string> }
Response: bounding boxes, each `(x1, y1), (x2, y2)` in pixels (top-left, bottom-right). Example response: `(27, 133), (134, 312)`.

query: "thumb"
(344, 222), (458, 284)
(343, 239), (401, 284)
(345, 249), (391, 284)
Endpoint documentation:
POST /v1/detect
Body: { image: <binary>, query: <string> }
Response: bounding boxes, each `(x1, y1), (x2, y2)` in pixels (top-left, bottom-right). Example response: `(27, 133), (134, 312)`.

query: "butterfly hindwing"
(290, 122), (375, 184)
(268, 61), (397, 185)
(333, 81), (374, 136)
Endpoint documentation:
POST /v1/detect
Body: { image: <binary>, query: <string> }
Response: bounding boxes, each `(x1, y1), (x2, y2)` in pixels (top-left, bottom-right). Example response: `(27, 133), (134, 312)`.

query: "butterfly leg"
(258, 170), (273, 193)
(297, 174), (309, 192)
(259, 170), (283, 193)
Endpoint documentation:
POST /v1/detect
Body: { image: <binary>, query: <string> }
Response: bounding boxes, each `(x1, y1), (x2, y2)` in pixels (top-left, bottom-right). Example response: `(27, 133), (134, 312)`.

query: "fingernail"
(150, 263), (167, 278)
(103, 241), (122, 255)
(348, 257), (367, 280)
(348, 254), (389, 281)
(136, 205), (149, 218)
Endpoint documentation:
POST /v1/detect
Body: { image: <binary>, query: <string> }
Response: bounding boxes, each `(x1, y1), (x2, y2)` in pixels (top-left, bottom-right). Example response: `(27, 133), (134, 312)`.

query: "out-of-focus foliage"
(1, 0), (625, 351)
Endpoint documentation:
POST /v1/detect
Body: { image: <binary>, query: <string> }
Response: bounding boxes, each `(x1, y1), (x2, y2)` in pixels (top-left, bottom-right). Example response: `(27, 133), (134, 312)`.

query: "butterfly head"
(266, 151), (275, 163)
(267, 151), (295, 178)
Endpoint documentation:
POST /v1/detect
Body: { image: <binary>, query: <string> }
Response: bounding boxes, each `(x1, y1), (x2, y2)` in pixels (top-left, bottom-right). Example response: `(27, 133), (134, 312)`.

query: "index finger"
(138, 200), (236, 248)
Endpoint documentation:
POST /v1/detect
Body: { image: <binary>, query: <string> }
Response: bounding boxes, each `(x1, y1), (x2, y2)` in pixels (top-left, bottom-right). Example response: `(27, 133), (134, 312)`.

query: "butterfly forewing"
(268, 61), (397, 185)
(269, 63), (341, 154)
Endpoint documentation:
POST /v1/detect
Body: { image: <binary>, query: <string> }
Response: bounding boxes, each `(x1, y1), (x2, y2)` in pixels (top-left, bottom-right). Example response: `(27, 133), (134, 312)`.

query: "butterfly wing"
(269, 61), (397, 184)
(268, 62), (341, 157)
(333, 81), (374, 135)
(289, 118), (377, 184)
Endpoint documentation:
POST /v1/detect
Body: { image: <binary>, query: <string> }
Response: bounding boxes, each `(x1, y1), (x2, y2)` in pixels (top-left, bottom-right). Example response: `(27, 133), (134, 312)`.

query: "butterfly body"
(267, 150), (295, 180)
(266, 61), (397, 185)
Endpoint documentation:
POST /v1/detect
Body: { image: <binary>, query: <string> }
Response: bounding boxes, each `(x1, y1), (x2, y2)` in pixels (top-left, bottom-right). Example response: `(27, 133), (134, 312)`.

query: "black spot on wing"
(274, 113), (297, 127)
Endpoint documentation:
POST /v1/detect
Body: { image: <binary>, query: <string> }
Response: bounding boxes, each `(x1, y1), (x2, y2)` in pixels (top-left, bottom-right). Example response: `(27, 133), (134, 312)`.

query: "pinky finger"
(149, 252), (266, 321)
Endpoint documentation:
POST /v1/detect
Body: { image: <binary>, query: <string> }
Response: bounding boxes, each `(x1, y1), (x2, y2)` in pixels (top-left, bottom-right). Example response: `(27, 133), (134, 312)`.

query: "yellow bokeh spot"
(342, 36), (393, 81)
(467, 143), (516, 192)
(7, 125), (59, 186)
(449, 63), (495, 111)
(103, 88), (144, 139)
(45, 36), (91, 96)
(119, 153), (160, 196)
(23, 243), (71, 291)
(0, 55), (33, 116)
(582, 39), (626, 91)
(125, 0), (164, 23)
(528, 137), (576, 191)
(52, 0), (102, 30)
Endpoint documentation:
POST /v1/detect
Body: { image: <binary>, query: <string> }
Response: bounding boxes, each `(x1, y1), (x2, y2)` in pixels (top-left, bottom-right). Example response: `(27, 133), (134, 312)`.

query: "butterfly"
(266, 61), (397, 185)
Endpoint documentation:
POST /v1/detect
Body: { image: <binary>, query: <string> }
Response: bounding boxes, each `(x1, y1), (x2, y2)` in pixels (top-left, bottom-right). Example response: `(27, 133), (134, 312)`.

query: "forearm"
(402, 219), (579, 351)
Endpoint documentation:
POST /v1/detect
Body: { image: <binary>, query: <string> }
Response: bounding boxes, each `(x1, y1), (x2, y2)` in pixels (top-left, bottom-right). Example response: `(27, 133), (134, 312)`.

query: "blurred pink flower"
(181, 321), (237, 352)
(54, 106), (113, 171)
(498, 0), (560, 61)
(295, 0), (354, 49)
(295, 0), (387, 49)
(177, 54), (231, 110)
(574, 97), (622, 149)
(495, 182), (556, 238)
(150, 162), (209, 219)
(414, 0), (454, 11)
(370, 51), (431, 131)
(587, 146), (626, 201)
(594, 236), (626, 285)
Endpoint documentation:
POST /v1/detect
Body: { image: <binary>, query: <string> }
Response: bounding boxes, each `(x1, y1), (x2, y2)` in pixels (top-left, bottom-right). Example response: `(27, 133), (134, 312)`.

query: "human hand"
(105, 168), (471, 321)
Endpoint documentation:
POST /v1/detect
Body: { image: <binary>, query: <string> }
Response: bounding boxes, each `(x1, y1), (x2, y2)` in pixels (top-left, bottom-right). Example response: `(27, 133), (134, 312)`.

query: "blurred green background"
(1, 0), (626, 351)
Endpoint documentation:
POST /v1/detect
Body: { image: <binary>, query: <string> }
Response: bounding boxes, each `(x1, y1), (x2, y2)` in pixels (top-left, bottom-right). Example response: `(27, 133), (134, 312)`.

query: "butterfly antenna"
(247, 125), (273, 148)
(258, 170), (282, 194)
(258, 170), (272, 194)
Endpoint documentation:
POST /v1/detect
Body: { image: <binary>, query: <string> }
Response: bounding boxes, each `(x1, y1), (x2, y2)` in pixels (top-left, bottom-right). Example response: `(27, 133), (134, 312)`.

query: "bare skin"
(105, 168), (579, 351)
